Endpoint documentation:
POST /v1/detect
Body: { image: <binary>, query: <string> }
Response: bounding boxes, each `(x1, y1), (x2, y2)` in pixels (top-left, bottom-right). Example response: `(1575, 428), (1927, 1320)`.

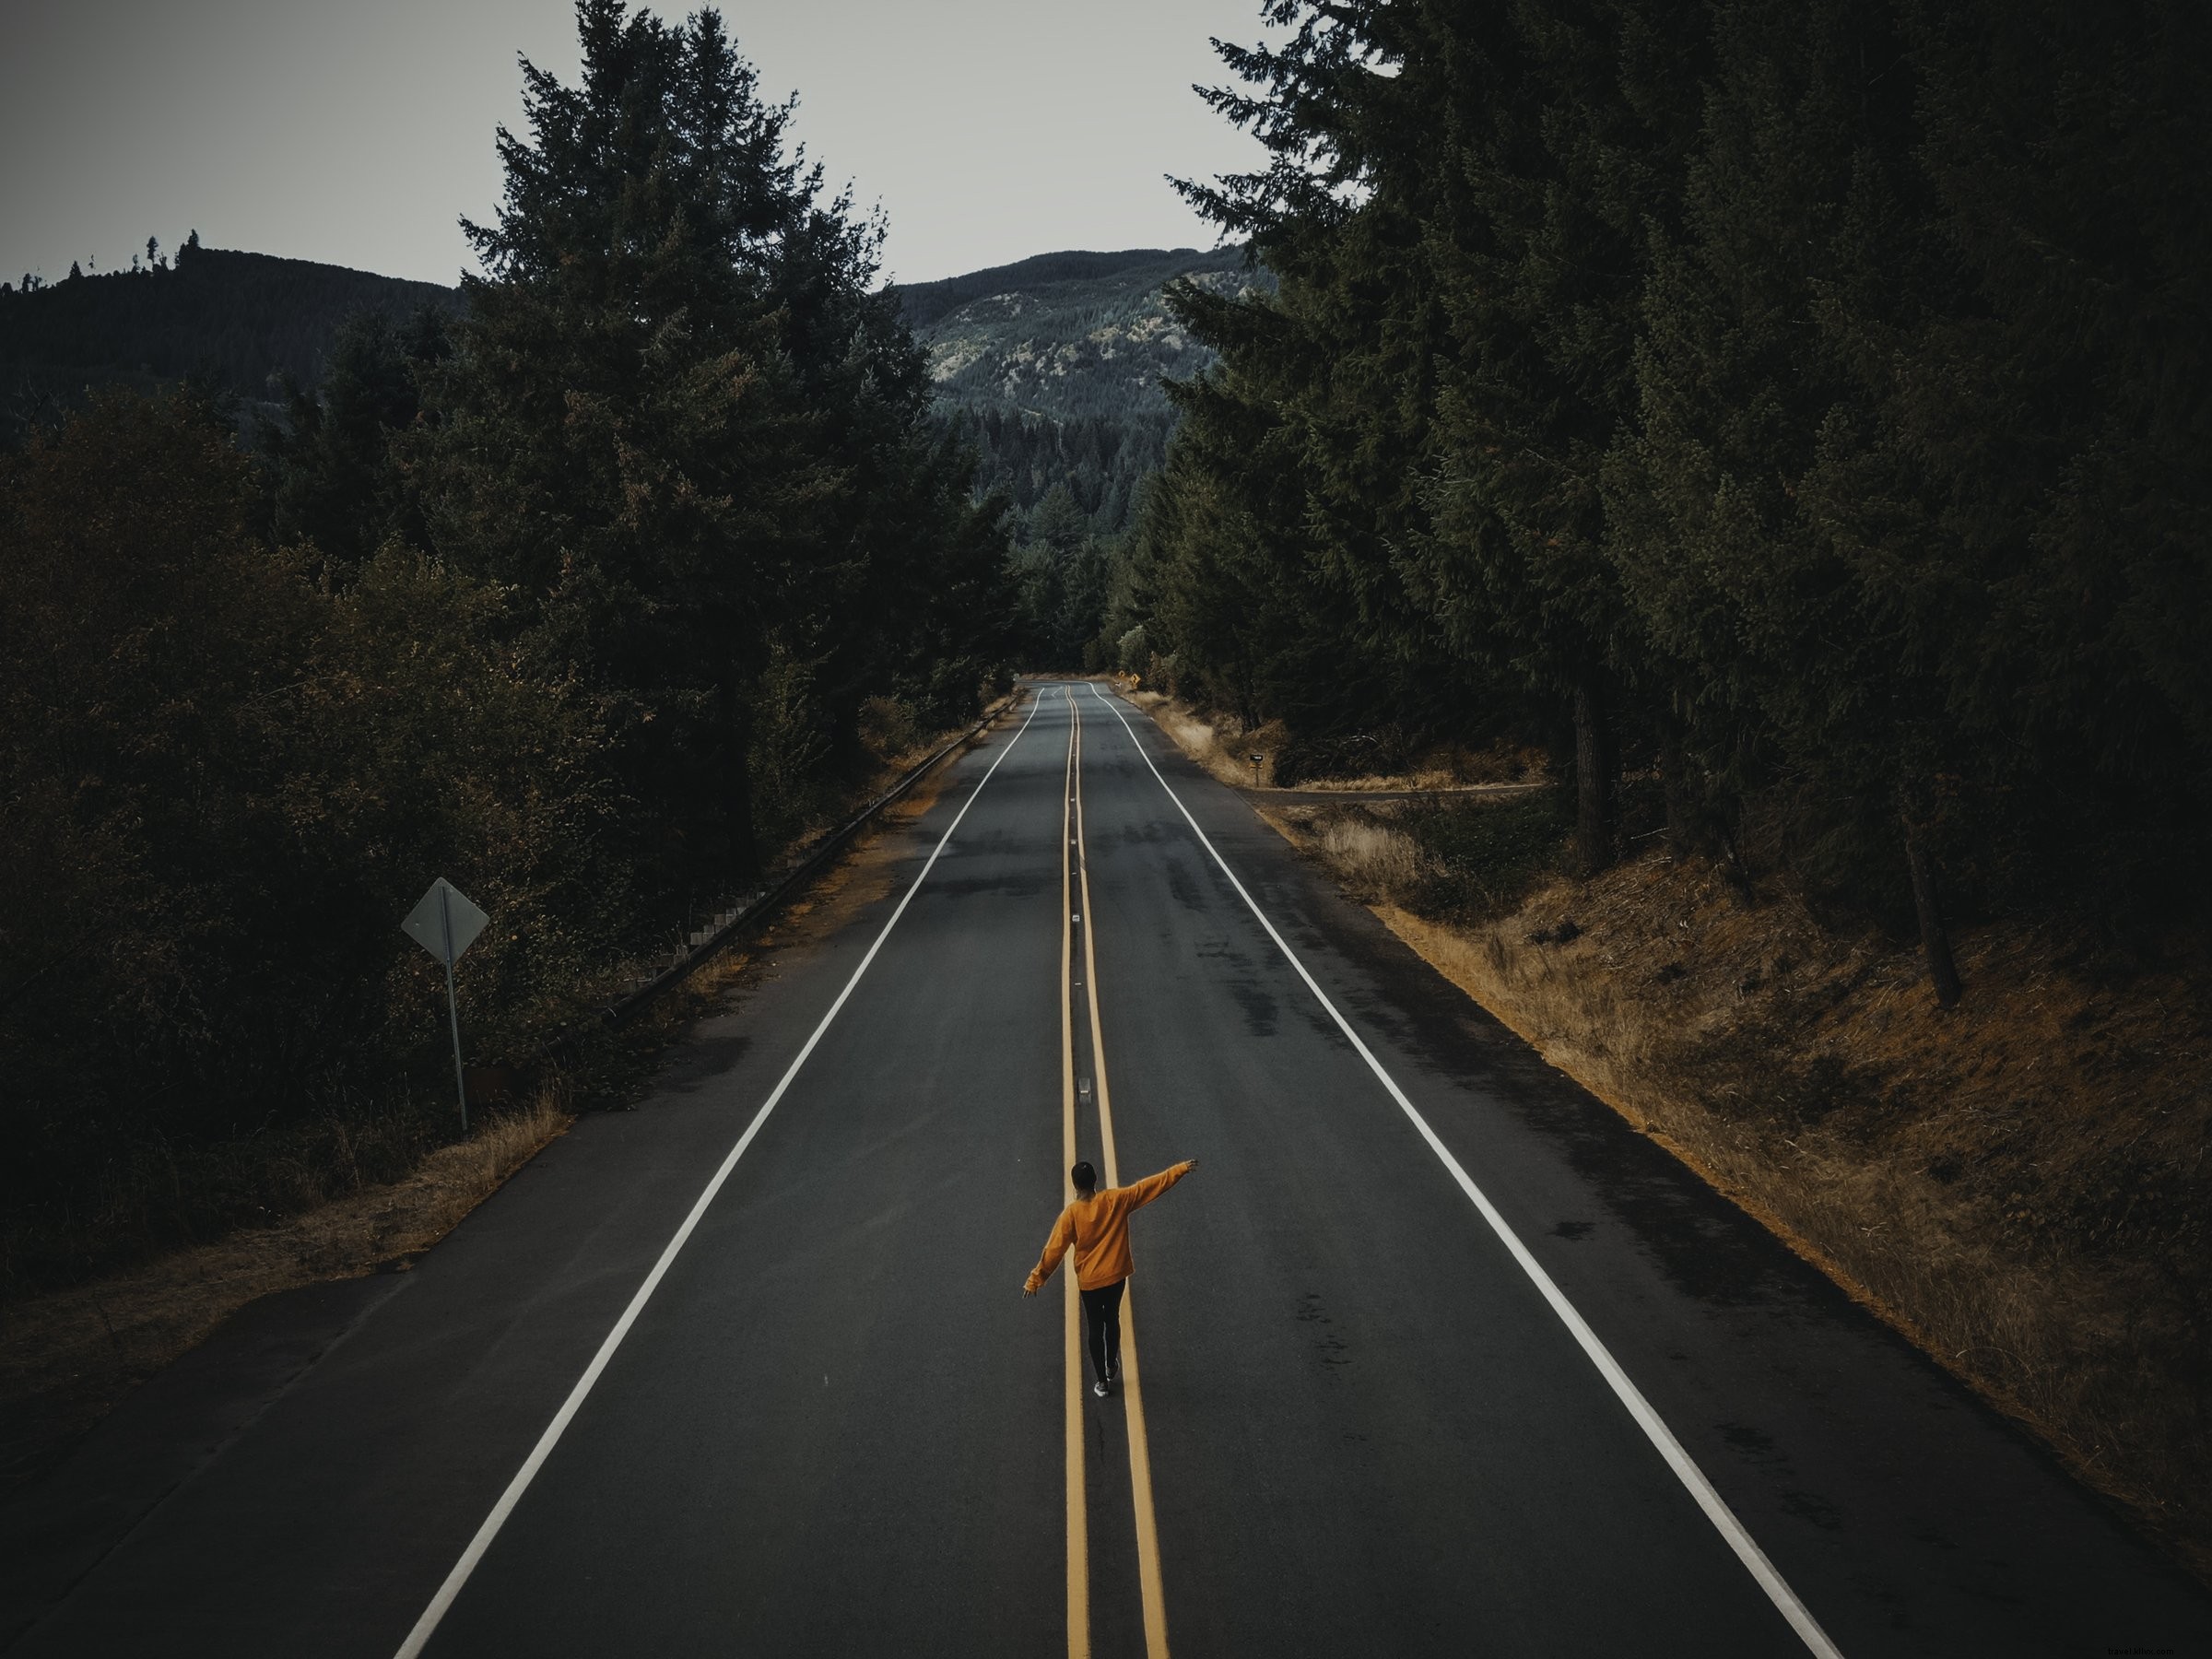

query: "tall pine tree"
(411, 0), (1006, 888)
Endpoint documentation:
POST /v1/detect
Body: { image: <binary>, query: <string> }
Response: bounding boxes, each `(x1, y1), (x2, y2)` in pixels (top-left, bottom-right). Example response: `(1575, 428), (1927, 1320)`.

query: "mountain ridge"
(891, 244), (1243, 330)
(889, 241), (1266, 532)
(0, 246), (460, 412)
(893, 241), (1254, 425)
(2, 241), (1262, 535)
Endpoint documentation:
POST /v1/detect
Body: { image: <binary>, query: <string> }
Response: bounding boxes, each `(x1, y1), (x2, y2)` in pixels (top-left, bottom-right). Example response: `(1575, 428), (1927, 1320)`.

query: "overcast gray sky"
(2, 0), (1277, 290)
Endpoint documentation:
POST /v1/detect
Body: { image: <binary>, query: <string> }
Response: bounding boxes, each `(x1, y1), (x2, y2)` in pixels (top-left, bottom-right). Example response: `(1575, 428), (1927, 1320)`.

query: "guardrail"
(535, 690), (1018, 1061)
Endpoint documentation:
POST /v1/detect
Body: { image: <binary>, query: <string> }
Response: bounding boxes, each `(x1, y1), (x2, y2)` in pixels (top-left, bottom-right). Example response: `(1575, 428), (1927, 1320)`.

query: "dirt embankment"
(1138, 694), (2212, 1580)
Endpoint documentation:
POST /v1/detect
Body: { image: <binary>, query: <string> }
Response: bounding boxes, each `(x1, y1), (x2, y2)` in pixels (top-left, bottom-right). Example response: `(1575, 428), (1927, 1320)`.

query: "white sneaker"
(1092, 1379), (1111, 1398)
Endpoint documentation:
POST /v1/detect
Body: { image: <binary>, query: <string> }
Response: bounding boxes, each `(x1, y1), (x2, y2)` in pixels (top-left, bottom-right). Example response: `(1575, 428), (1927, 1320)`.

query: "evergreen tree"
(1601, 0), (1974, 984)
(1, 388), (622, 1272)
(1151, 2), (1555, 768)
(1123, 0), (2212, 959)
(410, 0), (1006, 887)
(1886, 0), (2212, 920)
(262, 305), (449, 569)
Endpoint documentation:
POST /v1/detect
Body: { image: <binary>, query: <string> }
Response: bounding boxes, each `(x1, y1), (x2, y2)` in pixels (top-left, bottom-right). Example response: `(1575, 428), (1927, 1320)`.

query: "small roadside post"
(1249, 752), (1264, 787)
(401, 877), (489, 1131)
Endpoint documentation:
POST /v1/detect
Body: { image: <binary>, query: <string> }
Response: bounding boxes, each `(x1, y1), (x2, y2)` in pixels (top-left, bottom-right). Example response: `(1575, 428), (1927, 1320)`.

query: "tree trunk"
(1903, 828), (1963, 1008)
(828, 684), (862, 768)
(721, 672), (758, 878)
(1719, 830), (1758, 907)
(1659, 723), (1691, 853)
(1572, 674), (1617, 877)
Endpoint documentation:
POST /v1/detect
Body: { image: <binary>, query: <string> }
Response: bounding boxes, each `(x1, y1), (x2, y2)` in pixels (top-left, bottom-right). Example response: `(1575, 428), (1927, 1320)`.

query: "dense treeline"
(1004, 482), (1121, 669)
(906, 245), (1260, 559)
(963, 407), (1172, 530)
(949, 395), (1167, 666)
(953, 402), (1175, 668)
(0, 0), (1012, 1291)
(0, 241), (461, 438)
(1135, 0), (2211, 984)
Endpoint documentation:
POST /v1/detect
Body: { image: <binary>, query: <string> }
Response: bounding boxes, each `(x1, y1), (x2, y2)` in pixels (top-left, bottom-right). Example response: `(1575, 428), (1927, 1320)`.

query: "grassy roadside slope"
(1135, 692), (2212, 1581)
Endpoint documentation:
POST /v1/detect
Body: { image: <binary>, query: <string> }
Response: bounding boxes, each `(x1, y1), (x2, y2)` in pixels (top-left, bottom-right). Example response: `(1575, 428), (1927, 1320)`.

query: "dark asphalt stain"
(1294, 1291), (1352, 1370)
(1227, 977), (1277, 1038)
(1783, 1488), (1844, 1531)
(924, 870), (1049, 900)
(1718, 1419), (1843, 1531)
(1551, 1220), (1595, 1241)
(654, 1029), (753, 1094)
(1191, 935), (1283, 1037)
(1297, 1001), (1353, 1047)
(1163, 858), (1206, 912)
(1718, 1420), (1778, 1460)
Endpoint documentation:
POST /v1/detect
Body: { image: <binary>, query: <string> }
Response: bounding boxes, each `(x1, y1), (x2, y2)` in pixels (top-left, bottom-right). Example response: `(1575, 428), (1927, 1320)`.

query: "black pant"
(1079, 1278), (1125, 1386)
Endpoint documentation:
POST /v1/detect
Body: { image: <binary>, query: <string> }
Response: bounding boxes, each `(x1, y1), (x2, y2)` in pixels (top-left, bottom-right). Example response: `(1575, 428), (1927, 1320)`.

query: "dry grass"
(1127, 688), (1545, 792)
(1291, 768), (1524, 791)
(1316, 814), (1435, 891)
(1252, 795), (2212, 1581)
(0, 1090), (572, 1482)
(1125, 688), (1271, 787)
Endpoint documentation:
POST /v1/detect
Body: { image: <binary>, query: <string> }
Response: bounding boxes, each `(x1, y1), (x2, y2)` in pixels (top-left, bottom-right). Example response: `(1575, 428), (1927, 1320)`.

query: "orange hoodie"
(1026, 1162), (1194, 1292)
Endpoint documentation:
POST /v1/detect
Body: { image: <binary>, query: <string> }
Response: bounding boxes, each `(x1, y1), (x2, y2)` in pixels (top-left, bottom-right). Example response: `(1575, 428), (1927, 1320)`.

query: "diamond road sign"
(402, 877), (488, 968)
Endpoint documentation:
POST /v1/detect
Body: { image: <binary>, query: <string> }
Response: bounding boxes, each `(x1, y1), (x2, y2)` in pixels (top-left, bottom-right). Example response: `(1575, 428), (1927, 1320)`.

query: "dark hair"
(1070, 1160), (1097, 1192)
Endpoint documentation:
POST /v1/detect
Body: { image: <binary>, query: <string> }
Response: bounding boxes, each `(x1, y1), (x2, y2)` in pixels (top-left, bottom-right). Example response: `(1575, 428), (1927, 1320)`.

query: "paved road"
(6, 681), (2209, 1657)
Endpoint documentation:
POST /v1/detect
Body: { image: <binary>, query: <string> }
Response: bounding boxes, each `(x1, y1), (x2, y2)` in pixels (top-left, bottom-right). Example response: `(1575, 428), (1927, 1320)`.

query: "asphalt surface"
(5, 681), (2210, 1657)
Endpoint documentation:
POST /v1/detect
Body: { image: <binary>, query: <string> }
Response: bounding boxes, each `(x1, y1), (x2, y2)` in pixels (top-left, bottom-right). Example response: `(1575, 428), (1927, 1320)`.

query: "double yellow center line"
(1060, 687), (1171, 1659)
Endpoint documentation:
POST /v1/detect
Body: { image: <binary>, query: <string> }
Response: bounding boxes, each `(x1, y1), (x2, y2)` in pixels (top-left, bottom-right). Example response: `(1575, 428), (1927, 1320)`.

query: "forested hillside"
(890, 244), (1265, 668)
(1134, 0), (2211, 968)
(3, 232), (1251, 677)
(0, 0), (1013, 1297)
(0, 242), (460, 429)
(895, 243), (1258, 533)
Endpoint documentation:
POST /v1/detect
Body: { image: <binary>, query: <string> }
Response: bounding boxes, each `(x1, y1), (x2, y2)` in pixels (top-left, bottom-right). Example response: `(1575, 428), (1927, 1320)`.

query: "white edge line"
(394, 694), (1044, 1659)
(1084, 683), (1843, 1659)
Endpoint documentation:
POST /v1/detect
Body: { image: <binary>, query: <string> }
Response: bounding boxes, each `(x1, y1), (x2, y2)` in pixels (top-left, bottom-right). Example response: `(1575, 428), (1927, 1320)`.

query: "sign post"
(401, 877), (489, 1131)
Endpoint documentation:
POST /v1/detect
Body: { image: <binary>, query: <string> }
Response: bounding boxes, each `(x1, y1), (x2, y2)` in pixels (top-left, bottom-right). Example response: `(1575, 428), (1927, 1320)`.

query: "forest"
(1126, 0), (2210, 987)
(7, 0), (2205, 1292)
(898, 246), (1259, 665)
(0, 241), (460, 441)
(0, 0), (1014, 1292)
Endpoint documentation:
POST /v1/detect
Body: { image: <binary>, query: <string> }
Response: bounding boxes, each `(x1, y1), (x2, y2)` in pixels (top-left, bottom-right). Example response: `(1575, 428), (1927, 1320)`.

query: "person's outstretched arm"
(1123, 1159), (1198, 1210)
(1023, 1206), (1076, 1295)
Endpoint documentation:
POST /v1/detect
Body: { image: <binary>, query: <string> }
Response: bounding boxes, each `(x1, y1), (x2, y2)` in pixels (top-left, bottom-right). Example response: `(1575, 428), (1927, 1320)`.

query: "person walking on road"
(1025, 1158), (1197, 1397)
